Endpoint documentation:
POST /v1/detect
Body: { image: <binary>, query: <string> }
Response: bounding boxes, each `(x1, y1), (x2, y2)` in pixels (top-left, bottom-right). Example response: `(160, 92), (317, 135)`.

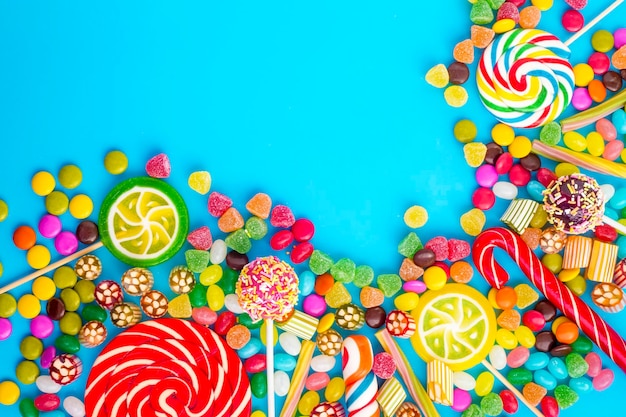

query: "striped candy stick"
(342, 335), (380, 417)
(472, 227), (626, 373)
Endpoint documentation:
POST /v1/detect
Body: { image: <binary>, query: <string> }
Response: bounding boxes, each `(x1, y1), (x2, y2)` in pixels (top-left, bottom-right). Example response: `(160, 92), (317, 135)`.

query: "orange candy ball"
(314, 273), (335, 296)
(13, 225), (37, 250)
(555, 321), (579, 344)
(495, 286), (518, 310)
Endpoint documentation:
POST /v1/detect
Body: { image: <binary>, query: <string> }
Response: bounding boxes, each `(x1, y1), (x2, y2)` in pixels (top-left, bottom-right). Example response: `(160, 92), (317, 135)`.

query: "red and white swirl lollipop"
(84, 318), (251, 417)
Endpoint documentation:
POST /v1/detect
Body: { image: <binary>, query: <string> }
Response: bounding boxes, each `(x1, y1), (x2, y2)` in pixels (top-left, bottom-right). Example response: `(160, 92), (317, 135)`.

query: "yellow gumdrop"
(17, 294), (41, 319)
(260, 321), (279, 346)
(423, 266), (447, 291)
(531, 0), (553, 11)
(563, 131), (587, 152)
(0, 380), (20, 405)
(586, 131), (605, 157)
(199, 264), (223, 286)
(317, 313), (335, 333)
(515, 325), (536, 349)
(492, 18), (515, 34)
(496, 328), (518, 350)
(558, 268), (580, 283)
(26, 245), (51, 270)
(188, 171), (212, 195)
(325, 376), (346, 402)
(32, 276), (56, 301)
(443, 85), (468, 108)
(404, 205), (428, 228)
(207, 285), (225, 311)
(168, 294), (192, 318)
(554, 162), (579, 177)
(475, 371), (495, 396)
(394, 292), (420, 311)
(425, 64), (449, 88)
(69, 194), (94, 219)
(298, 390), (321, 416)
(31, 171), (55, 196)
(460, 208), (486, 236)
(573, 63), (595, 87)
(508, 136), (532, 159)
(491, 123), (515, 147)
(463, 142), (487, 168)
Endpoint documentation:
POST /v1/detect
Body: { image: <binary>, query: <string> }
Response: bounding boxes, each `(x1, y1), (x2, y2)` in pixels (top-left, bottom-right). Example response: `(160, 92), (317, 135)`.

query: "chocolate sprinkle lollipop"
(543, 173), (605, 234)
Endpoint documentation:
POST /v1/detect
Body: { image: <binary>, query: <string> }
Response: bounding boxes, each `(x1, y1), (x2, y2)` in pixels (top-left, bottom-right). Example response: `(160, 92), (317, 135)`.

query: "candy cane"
(472, 227), (626, 373)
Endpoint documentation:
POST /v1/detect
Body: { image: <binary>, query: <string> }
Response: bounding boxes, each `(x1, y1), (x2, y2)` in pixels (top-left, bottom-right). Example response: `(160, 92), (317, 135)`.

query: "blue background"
(0, 1), (625, 416)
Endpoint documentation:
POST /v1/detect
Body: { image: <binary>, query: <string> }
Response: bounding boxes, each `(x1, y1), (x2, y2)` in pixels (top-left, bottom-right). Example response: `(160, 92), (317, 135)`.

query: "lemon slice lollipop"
(99, 177), (189, 267)
(411, 283), (496, 371)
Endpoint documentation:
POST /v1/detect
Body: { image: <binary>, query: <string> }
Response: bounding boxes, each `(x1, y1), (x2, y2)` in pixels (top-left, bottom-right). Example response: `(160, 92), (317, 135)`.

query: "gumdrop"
(398, 232), (423, 258)
(444, 85), (468, 107)
(497, 2), (520, 24)
(463, 142), (487, 167)
(480, 392), (503, 416)
(425, 236), (449, 261)
(554, 385), (578, 409)
(353, 265), (375, 288)
(225, 229), (252, 254)
(185, 249), (211, 273)
(497, 309), (521, 331)
(208, 192), (232, 217)
(145, 153), (171, 178)
(360, 286), (385, 308)
(245, 216), (268, 240)
(270, 205), (296, 228)
(218, 207), (244, 233)
(471, 25), (495, 48)
(309, 250), (334, 275)
(404, 206), (428, 228)
(515, 283), (539, 309)
(565, 0), (587, 9)
(425, 64), (449, 88)
(453, 39), (475, 64)
(519, 6), (541, 29)
(330, 258), (356, 283)
(539, 122), (562, 146)
(187, 226), (213, 251)
(188, 171), (211, 194)
(448, 238), (470, 261)
(520, 227), (541, 250)
(168, 294), (192, 318)
(612, 46), (626, 70)
(246, 193), (272, 219)
(325, 282), (352, 308)
(460, 208), (486, 236)
(522, 382), (547, 406)
(399, 258), (424, 281)
(377, 274), (402, 297)
(470, 0), (495, 25)
(485, 0), (505, 8)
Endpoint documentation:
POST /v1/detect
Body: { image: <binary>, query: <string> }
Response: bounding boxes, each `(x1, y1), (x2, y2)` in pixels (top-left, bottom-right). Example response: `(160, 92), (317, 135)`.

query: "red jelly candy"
(145, 153), (171, 178)
(187, 226), (213, 251)
(594, 224), (617, 242)
(495, 152), (514, 174)
(244, 353), (267, 373)
(565, 0), (587, 9)
(208, 192), (233, 217)
(499, 390), (519, 414)
(448, 238), (471, 262)
(497, 2), (520, 23)
(270, 229), (294, 250)
(562, 9), (584, 32)
(540, 396), (559, 417)
(214, 311), (237, 335)
(425, 236), (449, 261)
(291, 242), (314, 264)
(522, 309), (546, 332)
(588, 52), (610, 75)
(536, 168), (557, 188)
(291, 218), (315, 241)
(508, 164), (531, 186)
(472, 187), (496, 210)
(270, 205), (296, 228)
(34, 393), (61, 412)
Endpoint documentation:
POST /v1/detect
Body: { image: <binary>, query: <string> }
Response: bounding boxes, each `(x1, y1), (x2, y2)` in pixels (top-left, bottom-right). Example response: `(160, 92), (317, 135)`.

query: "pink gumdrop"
(592, 368), (614, 391)
(372, 352), (396, 379)
(603, 139), (624, 161)
(38, 214), (62, 239)
(291, 218), (315, 242)
(585, 352), (602, 377)
(30, 315), (54, 339)
(270, 205), (296, 228)
(448, 239), (470, 262)
(472, 187), (495, 210)
(562, 9), (584, 32)
(507, 346), (530, 368)
(303, 294), (326, 317)
(244, 353), (267, 373)
(540, 396), (559, 417)
(207, 192), (232, 217)
(0, 318), (12, 341)
(614, 28), (626, 49)
(508, 164), (531, 186)
(191, 306), (217, 326)
(305, 372), (331, 391)
(402, 280), (427, 294)
(565, 0), (587, 9)
(522, 310), (546, 332)
(476, 164), (499, 188)
(425, 236), (449, 261)
(495, 152), (513, 175)
(451, 388), (472, 412)
(508, 0), (524, 6)
(54, 231), (78, 256)
(145, 153), (171, 178)
(588, 52), (610, 75)
(571, 87), (592, 111)
(40, 346), (57, 368)
(596, 118), (618, 141)
(497, 2), (520, 23)
(187, 226), (213, 251)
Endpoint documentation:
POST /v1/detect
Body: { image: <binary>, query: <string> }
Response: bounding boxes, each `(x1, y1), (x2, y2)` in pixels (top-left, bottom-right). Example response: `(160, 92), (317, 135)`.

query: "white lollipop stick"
(565, 0), (624, 46)
(267, 318), (276, 417)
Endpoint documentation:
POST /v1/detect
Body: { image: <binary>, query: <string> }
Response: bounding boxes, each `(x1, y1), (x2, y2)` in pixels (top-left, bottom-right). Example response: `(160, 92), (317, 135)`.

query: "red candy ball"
(522, 309), (546, 332)
(588, 52), (611, 75)
(291, 218), (315, 242)
(508, 164), (531, 186)
(562, 9), (584, 32)
(472, 187), (496, 210)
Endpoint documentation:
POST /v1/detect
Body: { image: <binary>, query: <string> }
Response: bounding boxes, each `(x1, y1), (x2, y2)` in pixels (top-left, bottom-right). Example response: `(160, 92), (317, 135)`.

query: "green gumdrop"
(507, 368), (533, 385)
(485, 0), (505, 9)
(330, 258), (356, 283)
(377, 274), (402, 297)
(565, 353), (589, 378)
(217, 268), (238, 294)
(55, 334), (81, 354)
(245, 216), (268, 240)
(225, 229), (252, 254)
(309, 250), (334, 275)
(19, 398), (39, 417)
(571, 335), (593, 354)
(398, 232), (423, 258)
(539, 121), (562, 146)
(353, 265), (375, 288)
(480, 392), (503, 416)
(81, 304), (107, 322)
(250, 372), (268, 398)
(470, 0), (494, 25)
(462, 404), (484, 417)
(239, 313), (263, 329)
(185, 249), (211, 273)
(554, 385), (579, 409)
(188, 283), (208, 308)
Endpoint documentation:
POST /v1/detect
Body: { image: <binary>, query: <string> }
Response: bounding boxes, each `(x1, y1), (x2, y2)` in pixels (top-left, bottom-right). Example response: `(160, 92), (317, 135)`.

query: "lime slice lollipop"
(99, 177), (189, 267)
(411, 283), (496, 371)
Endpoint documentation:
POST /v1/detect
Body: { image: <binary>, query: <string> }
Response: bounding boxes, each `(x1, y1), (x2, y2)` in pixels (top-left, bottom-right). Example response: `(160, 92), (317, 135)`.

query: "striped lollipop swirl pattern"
(477, 29), (575, 129)
(85, 318), (251, 417)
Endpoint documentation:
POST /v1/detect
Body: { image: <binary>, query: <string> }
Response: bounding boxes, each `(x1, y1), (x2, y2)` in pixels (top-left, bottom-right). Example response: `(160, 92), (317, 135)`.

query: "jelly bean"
(81, 304), (107, 323)
(259, 321), (278, 346)
(245, 354), (267, 374)
(224, 293), (243, 314)
(250, 372), (267, 398)
(32, 277), (56, 301)
(42, 411), (64, 417)
(63, 396), (85, 417)
(496, 328), (518, 350)
(238, 338), (262, 360)
(534, 369), (557, 390)
(0, 318), (11, 341)
(18, 294), (41, 319)
(526, 180), (545, 202)
(298, 391), (320, 416)
(291, 242), (314, 264)
(20, 336), (44, 360)
(492, 181), (518, 200)
(585, 352), (602, 377)
(452, 388), (472, 412)
(453, 371), (476, 391)
(526, 352), (549, 371)
(604, 139), (624, 161)
(597, 118), (618, 141)
(279, 331), (301, 356)
(303, 294), (327, 317)
(548, 357), (568, 380)
(325, 376), (345, 402)
(19, 398), (38, 416)
(0, 380), (20, 405)
(592, 368), (614, 391)
(55, 334), (80, 354)
(499, 389), (518, 414)
(317, 313), (335, 332)
(305, 372), (330, 391)
(238, 313), (262, 330)
(207, 285), (225, 311)
(275, 370), (290, 397)
(507, 346), (530, 368)
(36, 375), (61, 394)
(507, 368), (532, 385)
(475, 371), (494, 396)
(571, 335), (593, 354)
(16, 360), (40, 384)
(394, 292), (419, 311)
(35, 393), (60, 412)
(569, 377), (592, 394)
(311, 354), (336, 373)
(299, 270), (315, 296)
(40, 346), (57, 369)
(270, 230), (294, 250)
(489, 344), (507, 371)
(214, 311), (236, 335)
(274, 353), (297, 372)
(563, 131), (586, 151)
(209, 239), (227, 265)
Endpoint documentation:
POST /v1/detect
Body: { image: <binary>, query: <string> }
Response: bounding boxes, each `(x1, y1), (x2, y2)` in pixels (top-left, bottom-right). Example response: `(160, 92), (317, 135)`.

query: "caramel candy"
(110, 302), (142, 328)
(121, 267), (154, 296)
(49, 354), (83, 385)
(94, 280), (124, 310)
(395, 402), (421, 417)
(169, 266), (196, 294)
(592, 282), (626, 313)
(316, 329), (343, 356)
(79, 320), (108, 347)
(74, 255), (102, 280)
(140, 290), (169, 318)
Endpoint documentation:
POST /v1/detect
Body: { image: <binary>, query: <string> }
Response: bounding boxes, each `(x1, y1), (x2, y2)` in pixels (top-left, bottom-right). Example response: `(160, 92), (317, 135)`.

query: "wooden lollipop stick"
(482, 360), (545, 417)
(266, 318), (276, 417)
(565, 0), (624, 46)
(602, 216), (626, 236)
(0, 241), (103, 295)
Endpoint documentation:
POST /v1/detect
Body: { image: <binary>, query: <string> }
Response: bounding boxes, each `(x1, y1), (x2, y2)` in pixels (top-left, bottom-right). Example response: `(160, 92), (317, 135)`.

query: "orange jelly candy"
(470, 25), (495, 48)
(449, 261), (473, 284)
(519, 6), (541, 29)
(217, 207), (244, 233)
(453, 39), (475, 64)
(245, 193), (272, 219)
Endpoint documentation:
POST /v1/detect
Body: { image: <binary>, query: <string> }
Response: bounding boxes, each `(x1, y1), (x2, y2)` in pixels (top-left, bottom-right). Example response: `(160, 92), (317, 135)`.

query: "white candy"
(224, 293), (244, 314)
(210, 239), (227, 265)
(493, 181), (518, 200)
(279, 331), (301, 356)
(601, 184), (615, 202)
(35, 375), (62, 394)
(489, 344), (507, 370)
(310, 354), (336, 373)
(63, 396), (86, 417)
(453, 371), (476, 391)
(274, 370), (290, 397)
